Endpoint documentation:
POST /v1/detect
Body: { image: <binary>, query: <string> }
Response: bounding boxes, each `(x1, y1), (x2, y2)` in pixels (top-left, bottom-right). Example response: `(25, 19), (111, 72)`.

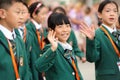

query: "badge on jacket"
(20, 57), (23, 66)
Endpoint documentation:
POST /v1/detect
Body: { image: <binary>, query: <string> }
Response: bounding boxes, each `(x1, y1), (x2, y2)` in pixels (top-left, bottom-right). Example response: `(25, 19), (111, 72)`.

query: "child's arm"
(35, 44), (57, 72)
(35, 30), (58, 72)
(80, 21), (100, 62)
(69, 30), (86, 62)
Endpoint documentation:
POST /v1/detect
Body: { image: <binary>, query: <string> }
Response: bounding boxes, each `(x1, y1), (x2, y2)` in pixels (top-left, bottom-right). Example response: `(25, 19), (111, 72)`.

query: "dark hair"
(22, 2), (29, 11)
(85, 6), (91, 14)
(28, 1), (45, 18)
(98, 0), (118, 13)
(118, 15), (120, 25)
(0, 0), (23, 9)
(48, 13), (71, 30)
(53, 6), (66, 15)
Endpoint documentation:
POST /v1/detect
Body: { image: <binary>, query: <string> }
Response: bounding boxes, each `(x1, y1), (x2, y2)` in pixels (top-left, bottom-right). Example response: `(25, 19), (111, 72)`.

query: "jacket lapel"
(57, 43), (75, 64)
(101, 25), (118, 44)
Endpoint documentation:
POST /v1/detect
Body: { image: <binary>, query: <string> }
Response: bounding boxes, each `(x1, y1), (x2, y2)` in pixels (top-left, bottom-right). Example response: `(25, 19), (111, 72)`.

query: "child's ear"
(97, 12), (102, 19)
(48, 28), (52, 31)
(0, 9), (6, 19)
(32, 12), (37, 18)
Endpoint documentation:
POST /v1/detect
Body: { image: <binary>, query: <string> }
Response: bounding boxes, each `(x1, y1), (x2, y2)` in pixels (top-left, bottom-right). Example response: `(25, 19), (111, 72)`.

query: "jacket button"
(72, 72), (75, 75)
(40, 54), (42, 56)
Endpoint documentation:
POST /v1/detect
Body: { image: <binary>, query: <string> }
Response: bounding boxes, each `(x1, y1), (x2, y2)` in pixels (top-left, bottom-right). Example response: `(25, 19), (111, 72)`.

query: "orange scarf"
(71, 58), (80, 80)
(8, 40), (20, 80)
(36, 29), (45, 50)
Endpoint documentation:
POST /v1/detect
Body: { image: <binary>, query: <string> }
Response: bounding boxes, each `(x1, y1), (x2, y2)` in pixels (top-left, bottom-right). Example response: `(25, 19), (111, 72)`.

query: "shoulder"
(26, 21), (35, 30)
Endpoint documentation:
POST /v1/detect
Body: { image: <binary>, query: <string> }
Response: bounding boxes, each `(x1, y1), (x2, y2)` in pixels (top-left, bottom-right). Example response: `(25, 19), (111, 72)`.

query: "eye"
(114, 10), (118, 12)
(15, 11), (21, 14)
(106, 10), (110, 12)
(58, 25), (62, 27)
(66, 24), (70, 27)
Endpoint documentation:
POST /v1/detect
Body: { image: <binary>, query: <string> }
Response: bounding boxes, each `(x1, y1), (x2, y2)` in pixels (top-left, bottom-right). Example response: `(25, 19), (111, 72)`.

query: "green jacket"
(26, 21), (47, 80)
(86, 26), (120, 80)
(67, 30), (84, 58)
(0, 31), (31, 80)
(15, 28), (33, 64)
(15, 28), (36, 80)
(35, 43), (83, 80)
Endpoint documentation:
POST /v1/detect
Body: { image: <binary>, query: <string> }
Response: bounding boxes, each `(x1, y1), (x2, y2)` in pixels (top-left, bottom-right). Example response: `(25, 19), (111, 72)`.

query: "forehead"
(103, 3), (117, 10)
(8, 2), (24, 10)
(38, 6), (47, 12)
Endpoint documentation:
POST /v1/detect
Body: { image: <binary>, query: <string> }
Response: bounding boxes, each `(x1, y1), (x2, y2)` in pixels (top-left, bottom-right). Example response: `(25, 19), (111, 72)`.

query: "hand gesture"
(80, 21), (95, 40)
(47, 30), (58, 51)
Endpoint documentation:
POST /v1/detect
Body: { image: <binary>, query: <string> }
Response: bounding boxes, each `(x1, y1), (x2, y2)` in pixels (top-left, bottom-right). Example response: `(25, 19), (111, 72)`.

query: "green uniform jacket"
(15, 28), (35, 80)
(86, 26), (120, 80)
(35, 44), (83, 80)
(67, 30), (84, 58)
(0, 31), (31, 80)
(26, 21), (47, 80)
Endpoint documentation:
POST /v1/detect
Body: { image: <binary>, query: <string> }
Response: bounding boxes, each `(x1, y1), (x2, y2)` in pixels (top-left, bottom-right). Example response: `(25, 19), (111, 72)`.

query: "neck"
(0, 21), (14, 32)
(103, 23), (114, 29)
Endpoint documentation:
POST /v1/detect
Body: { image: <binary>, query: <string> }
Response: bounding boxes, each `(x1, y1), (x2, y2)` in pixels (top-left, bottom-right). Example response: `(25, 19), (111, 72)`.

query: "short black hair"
(53, 6), (66, 15)
(0, 0), (23, 9)
(48, 13), (71, 30)
(98, 0), (118, 13)
(28, 1), (44, 18)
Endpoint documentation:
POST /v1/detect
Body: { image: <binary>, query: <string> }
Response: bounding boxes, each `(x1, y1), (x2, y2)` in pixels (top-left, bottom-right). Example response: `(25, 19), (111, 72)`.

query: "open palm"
(80, 21), (95, 40)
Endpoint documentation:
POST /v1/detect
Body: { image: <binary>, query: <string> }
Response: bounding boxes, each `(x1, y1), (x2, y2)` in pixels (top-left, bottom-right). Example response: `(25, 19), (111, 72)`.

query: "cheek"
(55, 30), (61, 37)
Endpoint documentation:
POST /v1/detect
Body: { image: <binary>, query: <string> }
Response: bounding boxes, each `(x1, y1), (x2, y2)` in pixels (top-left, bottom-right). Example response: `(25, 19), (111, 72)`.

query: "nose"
(19, 12), (25, 19)
(110, 10), (116, 16)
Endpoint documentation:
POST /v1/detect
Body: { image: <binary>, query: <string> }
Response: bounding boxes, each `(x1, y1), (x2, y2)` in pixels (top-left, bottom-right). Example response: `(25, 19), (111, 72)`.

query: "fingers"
(47, 30), (57, 43)
(91, 24), (96, 31)
(79, 21), (89, 30)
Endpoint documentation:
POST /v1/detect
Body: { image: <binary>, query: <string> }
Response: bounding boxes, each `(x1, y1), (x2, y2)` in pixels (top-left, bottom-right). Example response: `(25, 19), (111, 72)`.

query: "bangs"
(48, 13), (71, 30)
(55, 15), (70, 26)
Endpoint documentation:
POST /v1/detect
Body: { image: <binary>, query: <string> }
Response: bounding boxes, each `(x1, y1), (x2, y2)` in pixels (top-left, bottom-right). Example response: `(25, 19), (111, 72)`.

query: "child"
(15, 2), (34, 80)
(80, 1), (120, 80)
(0, 0), (31, 80)
(53, 6), (67, 15)
(53, 6), (86, 62)
(35, 13), (83, 80)
(26, 2), (48, 80)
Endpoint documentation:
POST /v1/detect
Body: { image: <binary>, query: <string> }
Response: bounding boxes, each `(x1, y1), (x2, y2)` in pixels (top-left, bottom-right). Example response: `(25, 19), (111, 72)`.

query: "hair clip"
(34, 3), (42, 13)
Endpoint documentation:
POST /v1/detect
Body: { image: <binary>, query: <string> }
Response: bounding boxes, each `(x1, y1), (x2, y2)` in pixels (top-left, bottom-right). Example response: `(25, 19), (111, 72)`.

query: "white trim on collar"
(102, 24), (116, 33)
(31, 19), (42, 29)
(58, 41), (72, 50)
(0, 24), (16, 40)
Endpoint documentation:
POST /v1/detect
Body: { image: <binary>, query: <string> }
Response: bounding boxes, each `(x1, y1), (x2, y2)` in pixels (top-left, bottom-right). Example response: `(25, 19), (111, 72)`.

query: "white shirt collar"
(0, 24), (16, 40)
(58, 41), (72, 50)
(31, 19), (42, 30)
(102, 24), (116, 33)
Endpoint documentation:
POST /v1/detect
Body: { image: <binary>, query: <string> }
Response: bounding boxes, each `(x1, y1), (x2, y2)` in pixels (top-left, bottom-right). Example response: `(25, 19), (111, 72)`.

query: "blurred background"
(26, 0), (120, 7)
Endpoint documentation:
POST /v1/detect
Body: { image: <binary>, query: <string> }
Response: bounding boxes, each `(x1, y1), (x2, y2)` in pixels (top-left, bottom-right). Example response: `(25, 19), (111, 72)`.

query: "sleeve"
(86, 33), (100, 62)
(35, 44), (56, 72)
(68, 30), (85, 58)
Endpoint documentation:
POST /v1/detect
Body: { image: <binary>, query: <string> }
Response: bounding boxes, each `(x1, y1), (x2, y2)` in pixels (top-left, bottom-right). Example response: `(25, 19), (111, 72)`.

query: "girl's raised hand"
(80, 21), (95, 40)
(47, 30), (58, 51)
